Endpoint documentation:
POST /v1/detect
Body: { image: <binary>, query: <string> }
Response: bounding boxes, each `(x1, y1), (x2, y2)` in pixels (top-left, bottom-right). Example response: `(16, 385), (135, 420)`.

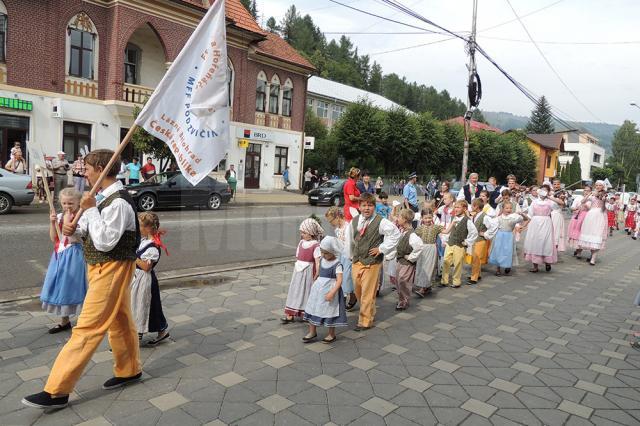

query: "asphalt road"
(0, 203), (324, 292)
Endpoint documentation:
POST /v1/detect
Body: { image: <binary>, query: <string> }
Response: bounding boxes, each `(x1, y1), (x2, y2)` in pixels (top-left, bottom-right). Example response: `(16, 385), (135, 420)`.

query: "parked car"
(308, 179), (345, 206)
(126, 171), (232, 211)
(0, 168), (34, 214)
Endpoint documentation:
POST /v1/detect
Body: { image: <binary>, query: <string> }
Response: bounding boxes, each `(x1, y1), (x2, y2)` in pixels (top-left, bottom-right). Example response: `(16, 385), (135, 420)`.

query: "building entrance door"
(244, 143), (261, 189)
(0, 114), (29, 166)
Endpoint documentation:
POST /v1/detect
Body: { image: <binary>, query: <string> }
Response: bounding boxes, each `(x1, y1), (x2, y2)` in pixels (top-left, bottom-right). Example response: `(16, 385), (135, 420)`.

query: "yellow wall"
(527, 140), (559, 183)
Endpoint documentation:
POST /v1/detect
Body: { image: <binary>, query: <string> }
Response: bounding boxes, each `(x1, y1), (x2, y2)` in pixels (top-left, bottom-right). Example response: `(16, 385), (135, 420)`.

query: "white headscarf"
(299, 218), (325, 241)
(320, 236), (343, 256)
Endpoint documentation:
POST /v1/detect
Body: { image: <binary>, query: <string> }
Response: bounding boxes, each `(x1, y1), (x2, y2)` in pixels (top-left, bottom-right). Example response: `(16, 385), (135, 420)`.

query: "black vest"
(463, 184), (483, 203)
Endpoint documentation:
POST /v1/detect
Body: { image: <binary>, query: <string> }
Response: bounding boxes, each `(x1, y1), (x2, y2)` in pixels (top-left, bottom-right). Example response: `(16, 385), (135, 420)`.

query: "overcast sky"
(258, 0), (640, 125)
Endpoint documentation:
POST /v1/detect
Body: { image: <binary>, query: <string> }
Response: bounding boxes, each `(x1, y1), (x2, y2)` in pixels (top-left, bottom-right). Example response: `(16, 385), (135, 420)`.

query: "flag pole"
(70, 124), (139, 227)
(35, 164), (63, 243)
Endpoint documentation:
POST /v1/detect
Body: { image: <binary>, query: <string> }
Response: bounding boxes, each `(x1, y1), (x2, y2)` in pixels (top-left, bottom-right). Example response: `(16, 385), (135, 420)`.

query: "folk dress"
(568, 197), (590, 248)
(487, 214), (523, 269)
(284, 239), (320, 317)
(414, 224), (442, 289)
(334, 222), (354, 294)
(130, 239), (167, 333)
(577, 196), (608, 250)
(303, 258), (348, 327)
(523, 199), (557, 265)
(41, 214), (88, 316)
(625, 203), (637, 230)
(606, 202), (617, 228)
(550, 202), (566, 252)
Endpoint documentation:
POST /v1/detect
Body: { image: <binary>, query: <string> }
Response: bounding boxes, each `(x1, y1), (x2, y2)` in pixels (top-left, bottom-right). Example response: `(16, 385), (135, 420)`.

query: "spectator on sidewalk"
(117, 159), (128, 185)
(47, 151), (70, 202)
(357, 172), (376, 195)
(343, 167), (361, 221)
(6, 150), (26, 174)
(71, 154), (86, 193)
(127, 157), (141, 184)
(403, 172), (419, 213)
(140, 158), (157, 181)
(375, 176), (384, 195)
(225, 164), (238, 197)
(303, 168), (312, 194)
(282, 166), (291, 190)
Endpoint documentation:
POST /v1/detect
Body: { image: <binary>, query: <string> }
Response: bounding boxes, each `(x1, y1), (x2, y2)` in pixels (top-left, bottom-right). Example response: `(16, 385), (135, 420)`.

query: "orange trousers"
(44, 260), (140, 395)
(352, 262), (382, 328)
(470, 240), (490, 281)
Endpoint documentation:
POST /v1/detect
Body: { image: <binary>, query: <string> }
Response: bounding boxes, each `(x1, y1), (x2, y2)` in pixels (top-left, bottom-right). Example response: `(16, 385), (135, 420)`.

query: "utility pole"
(461, 0), (479, 185)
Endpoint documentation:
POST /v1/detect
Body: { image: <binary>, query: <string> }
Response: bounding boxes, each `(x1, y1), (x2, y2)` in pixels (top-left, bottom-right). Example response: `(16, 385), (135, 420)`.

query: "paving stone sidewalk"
(0, 234), (639, 425)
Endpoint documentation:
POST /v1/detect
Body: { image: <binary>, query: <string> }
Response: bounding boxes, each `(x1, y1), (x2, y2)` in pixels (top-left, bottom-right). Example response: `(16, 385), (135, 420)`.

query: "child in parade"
(394, 208), (423, 310)
(435, 192), (455, 274)
(625, 196), (637, 235)
(440, 200), (478, 288)
(24, 149), (142, 409)
(577, 181), (609, 265)
(281, 217), (324, 323)
(325, 207), (357, 310)
(615, 194), (624, 231)
(606, 197), (616, 236)
(568, 185), (592, 254)
(41, 188), (87, 333)
(467, 198), (495, 284)
(486, 201), (526, 276)
(414, 208), (442, 297)
(375, 191), (392, 219)
(129, 212), (170, 345)
(550, 179), (567, 252)
(523, 184), (560, 273)
(303, 237), (348, 343)
(348, 192), (400, 330)
(478, 190), (496, 217)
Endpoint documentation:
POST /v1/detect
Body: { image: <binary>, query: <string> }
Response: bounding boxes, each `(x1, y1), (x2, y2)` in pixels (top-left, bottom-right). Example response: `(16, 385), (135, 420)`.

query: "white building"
(557, 130), (605, 181)
(306, 76), (406, 128)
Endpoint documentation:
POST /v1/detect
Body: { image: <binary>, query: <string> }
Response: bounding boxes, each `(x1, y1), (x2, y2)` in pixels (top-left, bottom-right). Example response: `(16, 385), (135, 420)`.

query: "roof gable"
(527, 133), (565, 150)
(307, 77), (406, 111)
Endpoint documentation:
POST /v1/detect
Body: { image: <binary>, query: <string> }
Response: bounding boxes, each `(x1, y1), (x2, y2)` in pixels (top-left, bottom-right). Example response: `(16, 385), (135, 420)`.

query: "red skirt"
(625, 211), (636, 230)
(607, 210), (616, 227)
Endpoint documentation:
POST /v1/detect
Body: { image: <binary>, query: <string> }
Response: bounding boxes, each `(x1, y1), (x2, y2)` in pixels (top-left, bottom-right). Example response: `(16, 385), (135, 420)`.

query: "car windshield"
(320, 180), (340, 188)
(148, 173), (175, 185)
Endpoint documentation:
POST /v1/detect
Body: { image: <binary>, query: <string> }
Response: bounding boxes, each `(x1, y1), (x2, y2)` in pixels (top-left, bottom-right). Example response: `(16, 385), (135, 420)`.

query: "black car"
(126, 171), (232, 211)
(308, 179), (345, 206)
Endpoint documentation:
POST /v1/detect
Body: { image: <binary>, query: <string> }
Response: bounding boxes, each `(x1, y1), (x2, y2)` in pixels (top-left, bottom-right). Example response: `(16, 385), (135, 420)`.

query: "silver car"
(0, 168), (35, 214)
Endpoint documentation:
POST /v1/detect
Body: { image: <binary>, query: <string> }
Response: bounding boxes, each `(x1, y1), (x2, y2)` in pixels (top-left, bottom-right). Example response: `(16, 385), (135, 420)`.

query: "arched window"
(227, 59), (234, 108)
(255, 71), (267, 112)
(282, 78), (293, 117)
(124, 43), (140, 84)
(66, 12), (98, 80)
(268, 74), (280, 115)
(0, 1), (7, 62)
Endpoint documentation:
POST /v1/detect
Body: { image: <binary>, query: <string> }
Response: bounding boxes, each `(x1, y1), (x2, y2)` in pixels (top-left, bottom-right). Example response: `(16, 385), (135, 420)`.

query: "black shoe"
(466, 279), (478, 285)
(147, 331), (170, 346)
(102, 372), (142, 390)
(354, 325), (372, 332)
(22, 391), (69, 409)
(48, 322), (72, 334)
(545, 264), (551, 272)
(504, 268), (511, 275)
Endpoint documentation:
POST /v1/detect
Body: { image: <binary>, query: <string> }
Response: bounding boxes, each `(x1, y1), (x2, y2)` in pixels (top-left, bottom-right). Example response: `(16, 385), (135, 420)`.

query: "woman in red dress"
(343, 167), (361, 222)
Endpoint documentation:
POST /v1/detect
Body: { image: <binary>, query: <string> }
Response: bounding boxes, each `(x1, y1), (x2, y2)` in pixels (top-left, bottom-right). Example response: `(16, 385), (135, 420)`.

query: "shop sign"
(236, 127), (273, 142)
(0, 97), (33, 111)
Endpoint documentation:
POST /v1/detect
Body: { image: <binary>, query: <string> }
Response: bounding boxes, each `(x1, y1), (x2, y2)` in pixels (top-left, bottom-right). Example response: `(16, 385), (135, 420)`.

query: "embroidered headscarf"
(299, 217), (325, 241)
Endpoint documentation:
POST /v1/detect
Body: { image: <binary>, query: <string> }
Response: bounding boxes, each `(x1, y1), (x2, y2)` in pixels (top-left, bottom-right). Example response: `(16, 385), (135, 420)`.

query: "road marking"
(27, 260), (47, 275)
(277, 242), (298, 249)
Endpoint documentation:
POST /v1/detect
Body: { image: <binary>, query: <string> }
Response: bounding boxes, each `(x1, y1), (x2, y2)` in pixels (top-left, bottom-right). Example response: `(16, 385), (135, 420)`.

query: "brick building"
(0, 0), (314, 190)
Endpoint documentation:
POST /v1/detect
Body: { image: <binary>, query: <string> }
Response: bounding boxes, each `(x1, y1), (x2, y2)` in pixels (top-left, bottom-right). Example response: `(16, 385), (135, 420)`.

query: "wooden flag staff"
(69, 124), (139, 228)
(35, 164), (63, 243)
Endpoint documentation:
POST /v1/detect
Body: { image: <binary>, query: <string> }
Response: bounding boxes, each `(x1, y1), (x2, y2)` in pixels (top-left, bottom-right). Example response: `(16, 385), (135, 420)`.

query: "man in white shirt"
(348, 193), (400, 330)
(303, 168), (312, 194)
(457, 172), (483, 205)
(23, 149), (142, 410)
(48, 151), (70, 203)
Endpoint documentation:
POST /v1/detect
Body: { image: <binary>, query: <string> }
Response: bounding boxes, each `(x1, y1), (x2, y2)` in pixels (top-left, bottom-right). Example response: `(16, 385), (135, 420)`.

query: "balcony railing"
(122, 83), (154, 104)
(65, 76), (98, 99)
(254, 112), (293, 130)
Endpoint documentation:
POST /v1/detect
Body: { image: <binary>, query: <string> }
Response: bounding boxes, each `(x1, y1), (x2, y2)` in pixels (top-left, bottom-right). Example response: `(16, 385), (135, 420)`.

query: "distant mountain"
(483, 111), (619, 153)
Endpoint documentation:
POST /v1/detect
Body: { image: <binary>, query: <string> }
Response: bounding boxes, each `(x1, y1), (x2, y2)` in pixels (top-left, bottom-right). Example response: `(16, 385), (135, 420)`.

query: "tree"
(471, 109), (487, 124)
(610, 120), (640, 189)
(266, 17), (279, 33)
(303, 108), (334, 173)
(131, 103), (174, 170)
(368, 62), (382, 94)
(590, 167), (613, 182)
(525, 96), (554, 134)
(380, 107), (419, 174)
(240, 0), (257, 19)
(568, 154), (582, 184)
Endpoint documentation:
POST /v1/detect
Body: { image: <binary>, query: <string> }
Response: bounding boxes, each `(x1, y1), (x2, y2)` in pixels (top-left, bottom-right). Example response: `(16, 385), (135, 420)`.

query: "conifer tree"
(525, 96), (554, 134)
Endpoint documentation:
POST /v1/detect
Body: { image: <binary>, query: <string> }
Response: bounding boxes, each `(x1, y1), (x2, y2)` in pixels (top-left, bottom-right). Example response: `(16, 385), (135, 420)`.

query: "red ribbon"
(152, 230), (169, 256)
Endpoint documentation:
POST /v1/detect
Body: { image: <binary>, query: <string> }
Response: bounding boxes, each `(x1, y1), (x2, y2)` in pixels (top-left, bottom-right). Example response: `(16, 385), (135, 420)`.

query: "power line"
(505, 0), (603, 123)
(370, 36), (457, 55)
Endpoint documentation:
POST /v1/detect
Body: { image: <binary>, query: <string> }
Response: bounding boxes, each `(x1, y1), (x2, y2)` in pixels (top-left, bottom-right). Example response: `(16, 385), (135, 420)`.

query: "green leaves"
(525, 96), (554, 134)
(610, 120), (640, 190)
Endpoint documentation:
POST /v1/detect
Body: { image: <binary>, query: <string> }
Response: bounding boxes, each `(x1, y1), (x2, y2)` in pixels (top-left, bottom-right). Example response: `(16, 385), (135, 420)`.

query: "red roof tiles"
(255, 33), (315, 71)
(445, 117), (503, 134)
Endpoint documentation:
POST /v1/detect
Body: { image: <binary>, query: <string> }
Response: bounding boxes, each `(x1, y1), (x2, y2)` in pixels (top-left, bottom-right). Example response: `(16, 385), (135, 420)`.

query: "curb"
(0, 256), (296, 304)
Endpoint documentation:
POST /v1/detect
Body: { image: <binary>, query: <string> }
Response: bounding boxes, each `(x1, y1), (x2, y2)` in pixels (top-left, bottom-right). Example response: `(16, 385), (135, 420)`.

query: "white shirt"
(79, 181), (136, 252)
(334, 222), (351, 259)
(484, 213), (523, 240)
(456, 183), (480, 202)
(401, 231), (424, 263)
(473, 211), (497, 241)
(348, 213), (401, 258)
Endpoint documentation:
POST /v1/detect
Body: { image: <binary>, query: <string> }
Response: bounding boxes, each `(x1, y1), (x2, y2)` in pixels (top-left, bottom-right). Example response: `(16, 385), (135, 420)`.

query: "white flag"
(135, 0), (229, 185)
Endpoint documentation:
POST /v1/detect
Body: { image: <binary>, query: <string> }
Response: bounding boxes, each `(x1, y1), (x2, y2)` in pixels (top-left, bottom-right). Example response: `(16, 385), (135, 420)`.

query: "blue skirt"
(41, 244), (88, 316)
(489, 230), (515, 268)
(304, 283), (348, 327)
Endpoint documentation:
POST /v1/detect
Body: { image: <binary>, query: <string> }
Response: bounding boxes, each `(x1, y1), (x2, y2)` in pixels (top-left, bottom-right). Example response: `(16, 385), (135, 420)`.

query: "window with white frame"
(274, 146), (288, 175)
(332, 104), (344, 121)
(67, 12), (98, 80)
(316, 100), (328, 119)
(282, 78), (293, 117)
(124, 43), (140, 84)
(593, 153), (601, 163)
(269, 74), (280, 115)
(256, 71), (267, 112)
(307, 98), (313, 108)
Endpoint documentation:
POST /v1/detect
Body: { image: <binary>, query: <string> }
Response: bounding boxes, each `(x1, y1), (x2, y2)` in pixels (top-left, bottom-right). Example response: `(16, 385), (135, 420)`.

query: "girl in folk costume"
(615, 194), (625, 230)
(394, 209), (423, 310)
(281, 217), (324, 323)
(325, 207), (356, 310)
(568, 185), (592, 253)
(606, 196), (616, 236)
(129, 212), (170, 345)
(576, 181), (609, 265)
(486, 201), (526, 276)
(523, 184), (560, 273)
(303, 237), (348, 343)
(550, 179), (567, 252)
(634, 208), (640, 240)
(625, 197), (638, 235)
(414, 208), (442, 297)
(41, 188), (88, 333)
(435, 192), (455, 274)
